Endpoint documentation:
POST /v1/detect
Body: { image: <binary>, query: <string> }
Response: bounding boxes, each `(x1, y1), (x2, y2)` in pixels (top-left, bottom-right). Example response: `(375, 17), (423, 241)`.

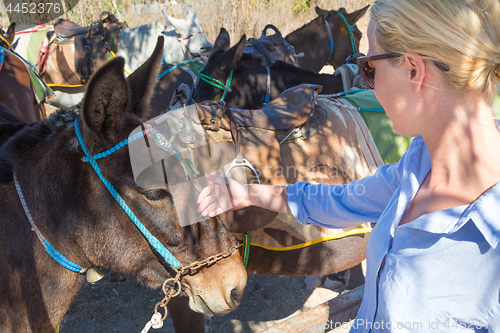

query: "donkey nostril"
(230, 287), (243, 307)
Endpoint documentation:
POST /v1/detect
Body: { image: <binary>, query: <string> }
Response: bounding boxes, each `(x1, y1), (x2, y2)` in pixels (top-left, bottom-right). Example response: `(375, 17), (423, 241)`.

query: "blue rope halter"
(74, 118), (181, 269)
(0, 47), (4, 72)
(13, 172), (86, 273)
(323, 20), (335, 60)
(158, 58), (199, 81)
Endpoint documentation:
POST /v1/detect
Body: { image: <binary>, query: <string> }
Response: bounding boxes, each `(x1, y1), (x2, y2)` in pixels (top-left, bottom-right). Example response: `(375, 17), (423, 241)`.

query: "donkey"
(192, 28), (345, 109)
(0, 37), (246, 333)
(116, 6), (212, 72)
(285, 6), (369, 72)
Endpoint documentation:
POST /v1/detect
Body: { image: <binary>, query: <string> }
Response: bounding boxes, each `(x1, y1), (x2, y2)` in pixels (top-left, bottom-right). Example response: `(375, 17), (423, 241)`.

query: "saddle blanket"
(13, 25), (50, 66)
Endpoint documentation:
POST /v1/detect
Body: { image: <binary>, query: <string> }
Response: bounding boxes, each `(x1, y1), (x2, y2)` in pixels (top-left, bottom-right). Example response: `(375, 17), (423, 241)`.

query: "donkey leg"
(167, 296), (205, 333)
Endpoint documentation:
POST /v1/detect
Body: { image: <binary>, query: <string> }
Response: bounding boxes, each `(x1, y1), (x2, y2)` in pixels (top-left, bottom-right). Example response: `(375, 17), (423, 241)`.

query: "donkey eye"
(142, 189), (170, 201)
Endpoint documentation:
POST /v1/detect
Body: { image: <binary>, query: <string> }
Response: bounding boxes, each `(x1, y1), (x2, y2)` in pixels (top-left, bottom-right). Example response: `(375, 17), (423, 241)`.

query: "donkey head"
(315, 5), (369, 68)
(192, 28), (257, 106)
(79, 36), (246, 316)
(0, 22), (15, 47)
(163, 6), (213, 59)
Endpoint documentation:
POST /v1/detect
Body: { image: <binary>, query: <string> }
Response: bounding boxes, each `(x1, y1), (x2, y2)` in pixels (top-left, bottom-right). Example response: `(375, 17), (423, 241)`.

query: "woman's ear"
(405, 52), (426, 92)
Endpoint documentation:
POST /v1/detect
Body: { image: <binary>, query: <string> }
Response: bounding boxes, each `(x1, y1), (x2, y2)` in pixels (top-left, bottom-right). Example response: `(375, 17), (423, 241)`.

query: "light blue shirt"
(288, 136), (500, 332)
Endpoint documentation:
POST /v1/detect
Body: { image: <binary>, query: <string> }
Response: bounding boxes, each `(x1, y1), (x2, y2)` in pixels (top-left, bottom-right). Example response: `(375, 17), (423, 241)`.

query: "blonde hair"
(371, 0), (500, 101)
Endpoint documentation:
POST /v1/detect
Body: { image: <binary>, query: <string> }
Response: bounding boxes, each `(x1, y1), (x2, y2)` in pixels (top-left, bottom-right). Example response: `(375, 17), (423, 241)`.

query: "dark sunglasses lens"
(358, 59), (375, 89)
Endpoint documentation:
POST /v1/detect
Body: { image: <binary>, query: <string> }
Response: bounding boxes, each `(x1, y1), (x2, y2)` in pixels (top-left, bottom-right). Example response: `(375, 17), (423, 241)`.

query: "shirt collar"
(467, 183), (500, 249)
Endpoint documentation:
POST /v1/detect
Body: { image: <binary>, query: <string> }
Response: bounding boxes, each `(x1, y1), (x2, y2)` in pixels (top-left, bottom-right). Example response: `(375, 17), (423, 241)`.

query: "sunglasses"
(356, 52), (404, 90)
(356, 52), (450, 90)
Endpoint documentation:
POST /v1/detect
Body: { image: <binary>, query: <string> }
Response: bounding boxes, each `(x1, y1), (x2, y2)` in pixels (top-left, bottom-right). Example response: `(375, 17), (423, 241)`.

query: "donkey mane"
(0, 111), (76, 184)
(287, 14), (325, 36)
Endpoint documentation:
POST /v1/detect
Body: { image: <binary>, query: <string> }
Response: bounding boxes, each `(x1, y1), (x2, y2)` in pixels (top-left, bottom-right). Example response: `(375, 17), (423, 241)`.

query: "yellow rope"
(238, 228), (371, 252)
(47, 83), (86, 87)
(0, 35), (15, 51)
(109, 50), (131, 75)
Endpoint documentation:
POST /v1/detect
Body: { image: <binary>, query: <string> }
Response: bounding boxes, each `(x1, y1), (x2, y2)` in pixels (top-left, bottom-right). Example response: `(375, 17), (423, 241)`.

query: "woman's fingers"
(197, 172), (248, 217)
(198, 183), (215, 205)
(200, 199), (223, 217)
(199, 188), (231, 216)
(197, 188), (218, 214)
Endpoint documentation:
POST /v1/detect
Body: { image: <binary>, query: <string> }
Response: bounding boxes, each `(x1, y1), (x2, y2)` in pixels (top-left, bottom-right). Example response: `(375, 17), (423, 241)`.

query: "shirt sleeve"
(287, 137), (422, 228)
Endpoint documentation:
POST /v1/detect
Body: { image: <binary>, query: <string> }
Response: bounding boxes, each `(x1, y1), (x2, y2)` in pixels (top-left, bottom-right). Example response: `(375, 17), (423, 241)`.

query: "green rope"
(199, 73), (226, 90)
(337, 11), (357, 55)
(198, 70), (233, 101)
(242, 232), (250, 268)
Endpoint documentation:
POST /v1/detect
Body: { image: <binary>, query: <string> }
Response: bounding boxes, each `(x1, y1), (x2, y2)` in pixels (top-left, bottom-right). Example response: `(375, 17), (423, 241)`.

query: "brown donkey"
(285, 5), (369, 72)
(0, 37), (246, 333)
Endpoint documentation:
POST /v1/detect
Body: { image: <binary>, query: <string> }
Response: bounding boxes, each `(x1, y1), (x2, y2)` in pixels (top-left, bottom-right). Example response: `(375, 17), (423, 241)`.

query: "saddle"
(244, 25), (301, 67)
(38, 12), (126, 85)
(53, 19), (89, 38)
(194, 84), (327, 232)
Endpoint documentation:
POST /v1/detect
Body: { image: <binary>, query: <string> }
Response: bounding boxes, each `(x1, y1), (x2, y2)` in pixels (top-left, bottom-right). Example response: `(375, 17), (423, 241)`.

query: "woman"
(198, 0), (500, 330)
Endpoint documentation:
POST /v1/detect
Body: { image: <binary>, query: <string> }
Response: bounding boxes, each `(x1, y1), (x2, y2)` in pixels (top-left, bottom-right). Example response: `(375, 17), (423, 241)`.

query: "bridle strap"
(264, 66), (271, 105)
(336, 11), (358, 55)
(324, 12), (359, 61)
(323, 20), (335, 60)
(74, 118), (182, 269)
(177, 31), (204, 60)
(199, 70), (233, 102)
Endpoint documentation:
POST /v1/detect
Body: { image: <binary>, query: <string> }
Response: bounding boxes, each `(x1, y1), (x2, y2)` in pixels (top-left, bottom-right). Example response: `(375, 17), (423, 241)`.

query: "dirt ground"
(59, 271), (350, 333)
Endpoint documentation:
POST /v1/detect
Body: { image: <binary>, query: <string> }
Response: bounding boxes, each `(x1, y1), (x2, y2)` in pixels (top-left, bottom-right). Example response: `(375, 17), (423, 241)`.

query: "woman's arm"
(198, 137), (420, 224)
(197, 173), (291, 217)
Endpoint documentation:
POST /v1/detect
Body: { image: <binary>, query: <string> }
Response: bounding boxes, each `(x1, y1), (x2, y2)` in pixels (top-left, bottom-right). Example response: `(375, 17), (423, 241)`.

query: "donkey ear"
(7, 22), (15, 44)
(163, 12), (182, 30)
(218, 34), (246, 74)
(345, 5), (370, 24)
(186, 5), (196, 20)
(126, 36), (164, 120)
(213, 28), (230, 53)
(81, 57), (128, 141)
(315, 6), (331, 19)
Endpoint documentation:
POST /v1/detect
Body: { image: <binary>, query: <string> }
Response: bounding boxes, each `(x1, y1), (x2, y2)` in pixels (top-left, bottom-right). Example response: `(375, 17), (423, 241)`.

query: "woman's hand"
(197, 172), (250, 217)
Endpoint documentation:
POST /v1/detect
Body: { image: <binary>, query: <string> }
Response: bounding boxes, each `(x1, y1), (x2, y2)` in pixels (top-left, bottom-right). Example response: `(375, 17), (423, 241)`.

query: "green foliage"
(493, 94), (500, 117)
(292, 0), (312, 13)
